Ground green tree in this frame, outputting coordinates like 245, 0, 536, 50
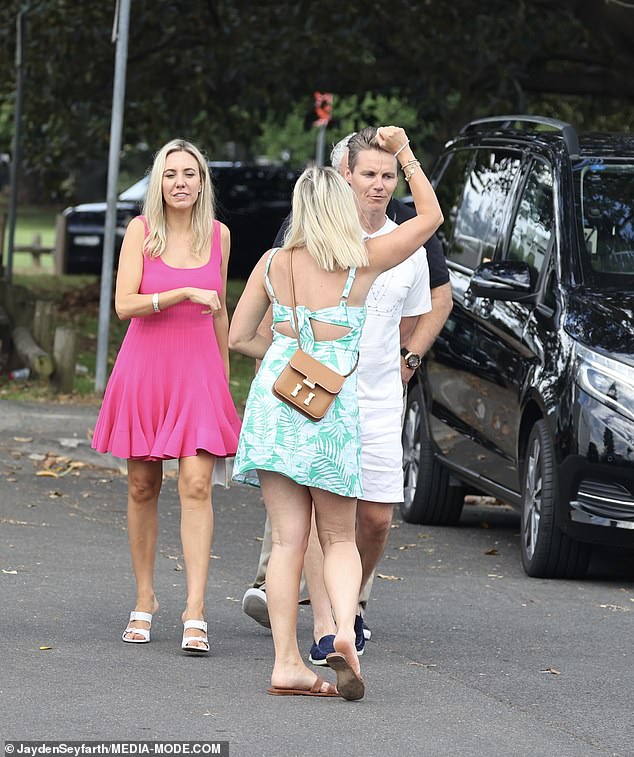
1, 0, 634, 201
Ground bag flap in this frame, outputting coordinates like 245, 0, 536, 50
288, 349, 346, 393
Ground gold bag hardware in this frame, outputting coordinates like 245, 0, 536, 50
273, 348, 347, 421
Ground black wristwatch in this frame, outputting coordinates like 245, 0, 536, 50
401, 347, 422, 370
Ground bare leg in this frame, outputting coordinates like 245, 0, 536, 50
124, 459, 162, 639
356, 499, 394, 613
179, 451, 215, 647
303, 510, 336, 641
259, 470, 335, 693
312, 486, 361, 677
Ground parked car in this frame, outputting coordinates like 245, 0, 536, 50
402, 115, 634, 578
61, 162, 300, 279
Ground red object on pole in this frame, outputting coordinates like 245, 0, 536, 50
313, 92, 333, 127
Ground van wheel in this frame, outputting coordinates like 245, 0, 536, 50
401, 381, 465, 525
520, 420, 591, 578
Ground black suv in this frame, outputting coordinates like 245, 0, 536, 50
61, 162, 299, 279
402, 115, 634, 578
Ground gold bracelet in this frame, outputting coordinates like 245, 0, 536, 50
401, 158, 420, 170
403, 161, 421, 182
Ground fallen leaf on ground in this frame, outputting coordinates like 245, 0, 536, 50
377, 573, 403, 581
599, 603, 629, 612
39, 645, 52, 651
409, 661, 436, 668
541, 667, 561, 675
36, 470, 58, 478
485, 548, 498, 555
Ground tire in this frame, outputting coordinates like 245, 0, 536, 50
401, 381, 465, 525
520, 420, 591, 578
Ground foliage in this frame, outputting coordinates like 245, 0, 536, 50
255, 93, 420, 167
1, 0, 634, 202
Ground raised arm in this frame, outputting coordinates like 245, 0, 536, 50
365, 126, 443, 274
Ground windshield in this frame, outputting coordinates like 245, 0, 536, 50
574, 161, 634, 286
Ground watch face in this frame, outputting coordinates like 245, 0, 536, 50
406, 354, 421, 369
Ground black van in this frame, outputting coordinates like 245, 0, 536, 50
402, 116, 634, 578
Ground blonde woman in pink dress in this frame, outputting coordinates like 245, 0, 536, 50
92, 139, 241, 654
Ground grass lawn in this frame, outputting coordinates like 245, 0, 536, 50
0, 204, 60, 274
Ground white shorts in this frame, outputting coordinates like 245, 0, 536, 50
359, 404, 404, 503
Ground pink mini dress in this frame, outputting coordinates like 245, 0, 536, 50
92, 217, 241, 471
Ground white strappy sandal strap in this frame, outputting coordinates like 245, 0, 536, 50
129, 611, 153, 624
181, 619, 209, 653
121, 611, 153, 643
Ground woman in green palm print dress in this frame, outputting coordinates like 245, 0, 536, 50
229, 126, 443, 700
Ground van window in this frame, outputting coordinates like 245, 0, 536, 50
447, 149, 521, 270
507, 160, 554, 282
433, 149, 472, 253
576, 162, 634, 278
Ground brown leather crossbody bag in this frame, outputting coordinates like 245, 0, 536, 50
272, 251, 358, 421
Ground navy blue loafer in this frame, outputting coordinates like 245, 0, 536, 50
354, 615, 366, 656
308, 634, 336, 666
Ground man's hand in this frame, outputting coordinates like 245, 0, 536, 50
401, 362, 416, 385
376, 126, 409, 156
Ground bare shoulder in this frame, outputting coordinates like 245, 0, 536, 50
218, 220, 231, 240
121, 215, 146, 252
126, 215, 146, 236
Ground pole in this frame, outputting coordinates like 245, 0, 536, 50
95, 0, 131, 393
4, 8, 27, 283
315, 124, 326, 167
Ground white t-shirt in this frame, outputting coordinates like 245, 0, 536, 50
357, 217, 431, 408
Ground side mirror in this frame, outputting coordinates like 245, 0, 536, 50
469, 261, 537, 303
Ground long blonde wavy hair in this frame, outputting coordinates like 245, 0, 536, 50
142, 139, 215, 258
283, 167, 368, 271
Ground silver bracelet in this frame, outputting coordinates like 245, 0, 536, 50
394, 139, 410, 158
152, 292, 160, 313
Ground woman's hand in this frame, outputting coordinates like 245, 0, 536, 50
187, 287, 221, 314
376, 126, 409, 157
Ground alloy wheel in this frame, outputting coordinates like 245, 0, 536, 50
523, 435, 543, 561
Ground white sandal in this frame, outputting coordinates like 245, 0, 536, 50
121, 611, 153, 643
181, 619, 209, 655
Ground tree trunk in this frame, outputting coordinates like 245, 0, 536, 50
12, 325, 54, 378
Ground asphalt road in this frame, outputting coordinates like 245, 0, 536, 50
1, 399, 634, 757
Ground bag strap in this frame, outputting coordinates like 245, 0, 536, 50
286, 250, 359, 378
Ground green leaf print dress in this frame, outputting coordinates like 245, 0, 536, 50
232, 248, 367, 498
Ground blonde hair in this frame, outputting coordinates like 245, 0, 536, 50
283, 167, 368, 271
142, 139, 214, 258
